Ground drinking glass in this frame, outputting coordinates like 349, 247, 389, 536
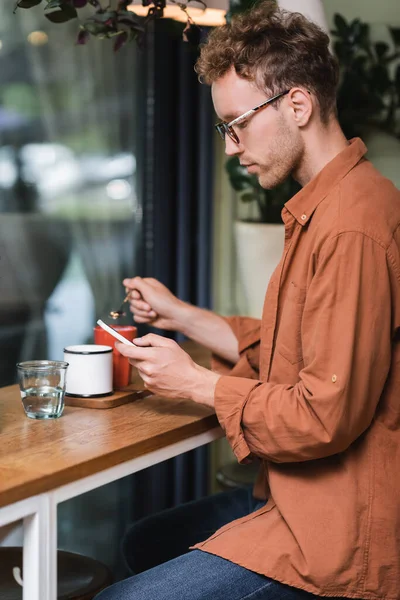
16, 360, 69, 419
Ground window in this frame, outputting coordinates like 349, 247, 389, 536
0, 7, 141, 385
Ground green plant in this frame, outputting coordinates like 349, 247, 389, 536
225, 12, 400, 223
225, 0, 260, 24
332, 14, 400, 139
14, 0, 202, 50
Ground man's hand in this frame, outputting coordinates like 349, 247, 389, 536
115, 334, 220, 407
122, 276, 240, 364
123, 277, 189, 332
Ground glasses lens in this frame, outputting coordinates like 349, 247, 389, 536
226, 126, 239, 144
215, 124, 226, 141
215, 123, 240, 144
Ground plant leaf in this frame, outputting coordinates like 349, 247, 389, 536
370, 64, 391, 94
114, 30, 128, 51
82, 20, 108, 34
92, 10, 117, 23
15, 0, 42, 8
395, 64, 400, 102
333, 13, 348, 37
351, 19, 362, 39
333, 40, 354, 66
182, 22, 201, 46
116, 21, 140, 42
389, 27, 400, 48
375, 41, 389, 60
230, 175, 255, 192
76, 28, 90, 44
45, 5, 77, 22
358, 23, 370, 50
240, 192, 257, 203
117, 17, 145, 35
117, 10, 143, 26
45, 0, 64, 8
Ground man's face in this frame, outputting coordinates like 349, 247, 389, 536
212, 68, 304, 190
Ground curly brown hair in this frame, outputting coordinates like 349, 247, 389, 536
195, 1, 339, 122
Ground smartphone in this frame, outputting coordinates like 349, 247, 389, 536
96, 319, 137, 346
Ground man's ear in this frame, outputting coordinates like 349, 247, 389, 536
286, 87, 313, 127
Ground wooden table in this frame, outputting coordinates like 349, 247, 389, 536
0, 342, 222, 600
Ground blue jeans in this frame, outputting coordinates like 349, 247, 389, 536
94, 487, 333, 600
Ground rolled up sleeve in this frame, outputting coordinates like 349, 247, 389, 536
211, 316, 261, 378
215, 232, 393, 464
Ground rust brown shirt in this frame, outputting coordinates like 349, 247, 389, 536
194, 139, 400, 599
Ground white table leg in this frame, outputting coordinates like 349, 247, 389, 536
23, 493, 57, 600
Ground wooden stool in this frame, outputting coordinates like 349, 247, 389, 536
216, 461, 260, 490
0, 547, 113, 600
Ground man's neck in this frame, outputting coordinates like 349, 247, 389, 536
294, 119, 349, 187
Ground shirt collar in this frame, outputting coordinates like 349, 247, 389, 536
284, 138, 368, 227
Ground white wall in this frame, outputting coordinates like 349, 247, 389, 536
321, 0, 400, 26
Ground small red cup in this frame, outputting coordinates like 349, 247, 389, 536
93, 324, 137, 390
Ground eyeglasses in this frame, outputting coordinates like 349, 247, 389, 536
215, 90, 290, 144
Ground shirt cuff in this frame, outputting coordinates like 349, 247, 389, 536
214, 373, 262, 463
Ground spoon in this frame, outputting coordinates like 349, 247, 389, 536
109, 291, 131, 320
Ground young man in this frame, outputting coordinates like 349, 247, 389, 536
95, 2, 400, 599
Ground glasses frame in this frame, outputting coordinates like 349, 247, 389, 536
215, 89, 290, 144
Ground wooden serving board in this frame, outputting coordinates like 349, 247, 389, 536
64, 385, 153, 409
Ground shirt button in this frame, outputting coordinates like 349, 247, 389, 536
332, 374, 337, 383
301, 214, 307, 221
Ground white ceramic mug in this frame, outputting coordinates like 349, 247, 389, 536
63, 345, 113, 397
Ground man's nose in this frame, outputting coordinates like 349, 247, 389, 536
224, 135, 242, 156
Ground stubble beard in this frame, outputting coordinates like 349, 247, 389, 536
258, 119, 302, 190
